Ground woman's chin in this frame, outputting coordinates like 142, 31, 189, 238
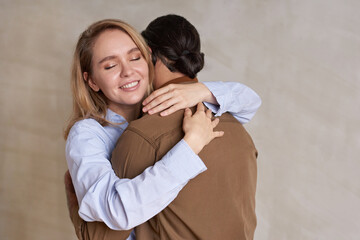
124, 95, 145, 106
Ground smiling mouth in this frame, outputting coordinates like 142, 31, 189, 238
120, 81, 139, 89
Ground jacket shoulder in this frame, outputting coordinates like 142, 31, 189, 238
126, 110, 184, 140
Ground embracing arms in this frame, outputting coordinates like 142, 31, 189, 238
142, 81, 261, 123
65, 81, 261, 239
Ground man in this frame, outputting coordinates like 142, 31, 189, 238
65, 14, 259, 240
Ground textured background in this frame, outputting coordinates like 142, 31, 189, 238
0, 0, 359, 239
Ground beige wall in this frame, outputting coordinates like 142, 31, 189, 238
0, 0, 359, 239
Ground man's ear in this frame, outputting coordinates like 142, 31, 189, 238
83, 72, 100, 92
147, 47, 157, 65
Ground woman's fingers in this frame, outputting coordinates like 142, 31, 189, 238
182, 103, 224, 154
142, 85, 171, 106
143, 83, 211, 116
160, 104, 182, 116
147, 97, 179, 115
211, 117, 224, 138
194, 102, 205, 114
143, 92, 173, 113
212, 131, 225, 138
211, 117, 220, 128
206, 109, 212, 119
184, 108, 192, 118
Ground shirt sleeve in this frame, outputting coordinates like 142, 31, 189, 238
202, 81, 262, 124
66, 123, 206, 231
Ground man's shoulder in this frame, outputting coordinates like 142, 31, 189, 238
217, 112, 240, 123
125, 110, 185, 141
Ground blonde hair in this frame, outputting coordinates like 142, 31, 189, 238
64, 19, 154, 139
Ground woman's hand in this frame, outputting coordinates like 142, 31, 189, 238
182, 103, 224, 154
142, 83, 217, 116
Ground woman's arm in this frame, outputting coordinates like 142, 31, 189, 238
66, 125, 204, 231
142, 81, 261, 124
66, 105, 222, 231
202, 81, 261, 124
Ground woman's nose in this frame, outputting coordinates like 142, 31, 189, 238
120, 62, 134, 78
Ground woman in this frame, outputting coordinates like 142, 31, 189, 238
65, 18, 260, 237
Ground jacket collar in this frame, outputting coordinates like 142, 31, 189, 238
158, 76, 198, 88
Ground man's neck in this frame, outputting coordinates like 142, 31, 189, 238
153, 59, 188, 90
154, 71, 185, 90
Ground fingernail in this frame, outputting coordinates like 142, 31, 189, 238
142, 107, 147, 112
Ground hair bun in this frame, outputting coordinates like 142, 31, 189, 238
174, 51, 204, 79
181, 50, 190, 56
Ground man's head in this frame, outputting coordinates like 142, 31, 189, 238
142, 14, 204, 84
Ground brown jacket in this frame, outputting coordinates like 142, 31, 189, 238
70, 76, 258, 240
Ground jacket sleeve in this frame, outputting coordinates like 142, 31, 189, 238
110, 130, 206, 231
67, 122, 206, 231
73, 129, 205, 240
68, 199, 86, 240
202, 81, 262, 124
68, 201, 133, 240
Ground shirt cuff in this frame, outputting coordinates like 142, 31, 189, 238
202, 81, 227, 117
161, 139, 207, 182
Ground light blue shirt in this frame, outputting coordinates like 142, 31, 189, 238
203, 81, 261, 124
65, 81, 261, 235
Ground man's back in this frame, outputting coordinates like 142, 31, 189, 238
112, 105, 258, 239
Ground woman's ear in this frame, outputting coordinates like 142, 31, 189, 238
83, 72, 100, 92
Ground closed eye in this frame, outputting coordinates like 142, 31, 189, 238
131, 57, 141, 61
105, 65, 116, 70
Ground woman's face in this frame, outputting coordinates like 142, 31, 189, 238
87, 29, 149, 113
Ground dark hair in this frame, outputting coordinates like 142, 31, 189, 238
141, 14, 204, 79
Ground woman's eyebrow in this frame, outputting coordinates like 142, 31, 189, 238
98, 48, 140, 64
98, 55, 116, 64
127, 47, 140, 54
98, 55, 117, 64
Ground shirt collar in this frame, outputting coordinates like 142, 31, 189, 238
158, 76, 198, 88
106, 108, 127, 123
